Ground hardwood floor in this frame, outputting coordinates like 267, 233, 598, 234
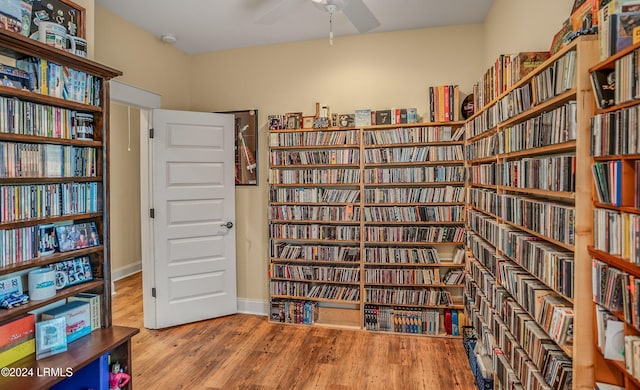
112, 272, 477, 390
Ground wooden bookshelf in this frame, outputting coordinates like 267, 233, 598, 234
589, 38, 640, 390
464, 36, 598, 389
268, 122, 466, 336
0, 28, 137, 389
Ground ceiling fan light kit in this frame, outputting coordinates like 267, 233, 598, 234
160, 34, 177, 44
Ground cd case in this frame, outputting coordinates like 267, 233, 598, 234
36, 317, 67, 360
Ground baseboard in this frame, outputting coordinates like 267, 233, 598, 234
237, 298, 268, 316
112, 262, 142, 282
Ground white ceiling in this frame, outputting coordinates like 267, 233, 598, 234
95, 0, 495, 55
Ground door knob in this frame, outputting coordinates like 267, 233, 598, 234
221, 221, 234, 229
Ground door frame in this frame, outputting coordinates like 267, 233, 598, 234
110, 80, 161, 328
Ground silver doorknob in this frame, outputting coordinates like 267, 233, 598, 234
221, 221, 234, 229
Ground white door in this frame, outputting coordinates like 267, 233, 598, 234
145, 109, 237, 329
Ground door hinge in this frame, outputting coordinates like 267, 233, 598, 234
149, 128, 154, 138
151, 288, 156, 298
150, 208, 155, 218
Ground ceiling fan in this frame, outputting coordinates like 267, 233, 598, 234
257, 0, 380, 44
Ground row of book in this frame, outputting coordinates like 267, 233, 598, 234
270, 281, 360, 301
467, 259, 573, 389
467, 211, 501, 248
362, 205, 464, 223
364, 306, 463, 336
363, 145, 463, 163
0, 225, 37, 266
0, 96, 95, 140
463, 104, 499, 140
269, 168, 360, 185
499, 102, 577, 154
469, 163, 497, 186
592, 259, 640, 330
591, 160, 625, 206
270, 243, 360, 262
365, 287, 457, 306
531, 50, 576, 104
502, 195, 575, 246
0, 142, 97, 178
269, 224, 359, 241
500, 226, 575, 300
270, 264, 360, 284
270, 188, 359, 203
363, 246, 465, 265
15, 57, 102, 106
591, 103, 640, 156
598, 1, 640, 61
363, 226, 465, 243
499, 154, 576, 193
593, 208, 640, 264
363, 186, 465, 204
269, 300, 319, 324
497, 84, 533, 122
428, 85, 461, 123
362, 126, 464, 144
595, 306, 640, 385
268, 205, 360, 222
354, 108, 419, 127
363, 166, 465, 184
269, 149, 359, 166
466, 133, 498, 161
269, 130, 359, 147
472, 51, 551, 111
363, 267, 464, 285
468, 188, 502, 217
0, 182, 102, 223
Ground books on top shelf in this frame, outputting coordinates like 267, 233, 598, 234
428, 85, 460, 123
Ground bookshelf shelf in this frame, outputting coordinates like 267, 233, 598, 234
0, 29, 134, 389
269, 144, 360, 150
364, 302, 464, 310
269, 122, 465, 334
464, 36, 597, 390
593, 154, 640, 161
593, 202, 640, 215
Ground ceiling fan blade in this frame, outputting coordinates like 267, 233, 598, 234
256, 0, 302, 24
342, 0, 380, 33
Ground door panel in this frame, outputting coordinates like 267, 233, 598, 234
149, 109, 236, 329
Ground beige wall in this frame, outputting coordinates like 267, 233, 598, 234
189, 25, 485, 301
94, 5, 191, 110
483, 0, 574, 70
96, 2, 576, 302
109, 104, 142, 272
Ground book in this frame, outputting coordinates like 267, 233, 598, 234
406, 108, 418, 123
354, 109, 372, 127
591, 68, 616, 109
35, 317, 66, 360
611, 11, 640, 54
0, 314, 34, 351
41, 300, 91, 344
604, 317, 625, 361
517, 52, 551, 79
375, 110, 392, 125
68, 293, 101, 331
0, 337, 35, 365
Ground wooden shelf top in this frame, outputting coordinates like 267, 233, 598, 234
0, 212, 103, 230
268, 219, 361, 225
269, 144, 360, 150
0, 280, 104, 323
0, 326, 139, 390
0, 176, 103, 185
364, 262, 465, 268
589, 246, 640, 277
0, 29, 122, 79
270, 258, 360, 265
0, 133, 103, 146
364, 160, 464, 167
363, 181, 465, 187
270, 163, 358, 169
268, 121, 464, 134
270, 295, 360, 304
0, 85, 103, 113
498, 186, 575, 200
0, 246, 104, 274
499, 140, 577, 160
363, 140, 464, 148
593, 202, 640, 215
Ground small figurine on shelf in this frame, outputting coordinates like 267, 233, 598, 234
109, 361, 131, 390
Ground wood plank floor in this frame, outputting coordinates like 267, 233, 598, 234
112, 272, 477, 389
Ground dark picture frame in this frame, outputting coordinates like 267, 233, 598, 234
29, 0, 86, 38
217, 109, 258, 185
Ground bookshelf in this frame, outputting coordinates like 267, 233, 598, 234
268, 122, 467, 336
589, 39, 640, 390
463, 36, 597, 389
0, 29, 139, 389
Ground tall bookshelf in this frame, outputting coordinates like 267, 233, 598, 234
268, 122, 467, 336
589, 40, 640, 390
0, 30, 138, 389
463, 36, 597, 389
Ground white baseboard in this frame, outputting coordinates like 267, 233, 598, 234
112, 262, 142, 282
237, 298, 268, 316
